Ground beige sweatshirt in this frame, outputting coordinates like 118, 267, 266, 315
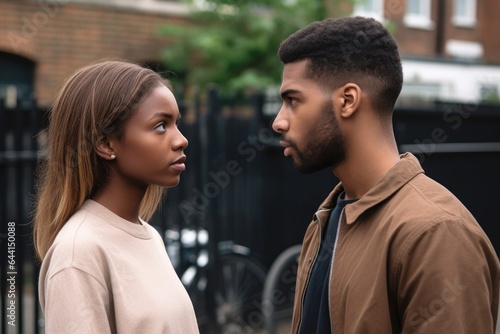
39, 200, 199, 334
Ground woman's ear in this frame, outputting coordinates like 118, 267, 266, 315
337, 83, 361, 119
95, 135, 116, 161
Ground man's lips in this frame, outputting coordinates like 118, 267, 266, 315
279, 140, 292, 157
171, 155, 186, 171
279, 140, 289, 148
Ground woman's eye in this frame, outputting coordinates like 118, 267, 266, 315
154, 123, 166, 132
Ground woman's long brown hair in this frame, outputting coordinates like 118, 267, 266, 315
34, 60, 170, 260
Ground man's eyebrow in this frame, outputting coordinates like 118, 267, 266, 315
280, 89, 301, 100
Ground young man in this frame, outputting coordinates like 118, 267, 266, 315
272, 16, 500, 333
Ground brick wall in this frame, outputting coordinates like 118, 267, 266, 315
479, 0, 500, 64
386, 0, 438, 57
1, 0, 499, 106
0, 0, 189, 105
388, 0, 500, 63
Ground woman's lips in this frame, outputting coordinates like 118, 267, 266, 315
171, 156, 186, 171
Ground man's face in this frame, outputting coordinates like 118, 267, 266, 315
272, 59, 346, 174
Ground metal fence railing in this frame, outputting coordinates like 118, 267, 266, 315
0, 98, 44, 334
1, 94, 499, 333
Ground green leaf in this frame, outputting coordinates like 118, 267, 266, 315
157, 0, 342, 93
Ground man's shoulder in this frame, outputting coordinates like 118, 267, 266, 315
390, 172, 474, 223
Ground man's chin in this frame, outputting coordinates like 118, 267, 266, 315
293, 157, 342, 175
293, 160, 324, 175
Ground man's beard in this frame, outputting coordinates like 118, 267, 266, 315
289, 100, 346, 174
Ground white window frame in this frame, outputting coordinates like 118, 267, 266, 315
404, 0, 434, 30
479, 83, 499, 101
400, 81, 442, 101
452, 0, 477, 28
353, 0, 384, 22
445, 39, 483, 59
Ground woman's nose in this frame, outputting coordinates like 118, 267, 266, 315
173, 128, 188, 150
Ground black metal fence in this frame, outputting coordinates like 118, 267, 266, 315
1, 92, 499, 333
0, 99, 43, 334
392, 102, 500, 251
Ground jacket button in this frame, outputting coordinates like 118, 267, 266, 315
308, 257, 312, 263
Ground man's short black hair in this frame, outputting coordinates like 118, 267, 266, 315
278, 16, 403, 114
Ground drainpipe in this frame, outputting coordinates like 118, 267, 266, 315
435, 0, 446, 57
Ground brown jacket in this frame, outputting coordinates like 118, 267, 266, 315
292, 153, 500, 333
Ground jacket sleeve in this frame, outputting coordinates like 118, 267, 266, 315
43, 267, 113, 334
395, 219, 500, 334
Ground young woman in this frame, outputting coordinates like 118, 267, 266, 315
34, 60, 199, 333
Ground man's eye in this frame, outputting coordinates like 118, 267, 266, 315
290, 98, 298, 105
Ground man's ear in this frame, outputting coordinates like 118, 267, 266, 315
336, 83, 361, 119
95, 135, 116, 161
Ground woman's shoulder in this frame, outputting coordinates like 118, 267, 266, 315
54, 204, 111, 247
45, 208, 108, 264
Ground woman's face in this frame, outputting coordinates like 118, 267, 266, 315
109, 85, 188, 189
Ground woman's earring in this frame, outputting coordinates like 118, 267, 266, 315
110, 154, 116, 160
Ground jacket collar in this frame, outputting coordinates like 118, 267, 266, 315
316, 153, 424, 225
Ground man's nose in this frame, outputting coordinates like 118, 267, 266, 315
272, 108, 288, 134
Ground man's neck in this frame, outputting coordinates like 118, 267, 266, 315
333, 142, 400, 200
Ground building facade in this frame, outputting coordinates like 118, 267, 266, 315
353, 0, 500, 103
0, 0, 499, 106
0, 0, 189, 106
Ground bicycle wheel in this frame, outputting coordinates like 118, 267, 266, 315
262, 244, 302, 334
186, 252, 267, 334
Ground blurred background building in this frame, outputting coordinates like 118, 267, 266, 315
353, 0, 500, 104
1, 1, 499, 333
0, 0, 190, 106
0, 0, 499, 106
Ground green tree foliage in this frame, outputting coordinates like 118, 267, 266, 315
157, 0, 327, 92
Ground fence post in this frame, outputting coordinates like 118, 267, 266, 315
0, 98, 45, 333
197, 86, 221, 333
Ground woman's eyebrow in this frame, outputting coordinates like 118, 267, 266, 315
149, 112, 182, 125
149, 112, 174, 120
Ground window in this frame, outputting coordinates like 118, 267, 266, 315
353, 0, 384, 21
400, 81, 442, 100
404, 0, 434, 30
445, 39, 483, 59
0, 51, 35, 106
453, 0, 476, 27
480, 83, 499, 103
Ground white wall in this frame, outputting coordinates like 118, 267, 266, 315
401, 59, 500, 103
